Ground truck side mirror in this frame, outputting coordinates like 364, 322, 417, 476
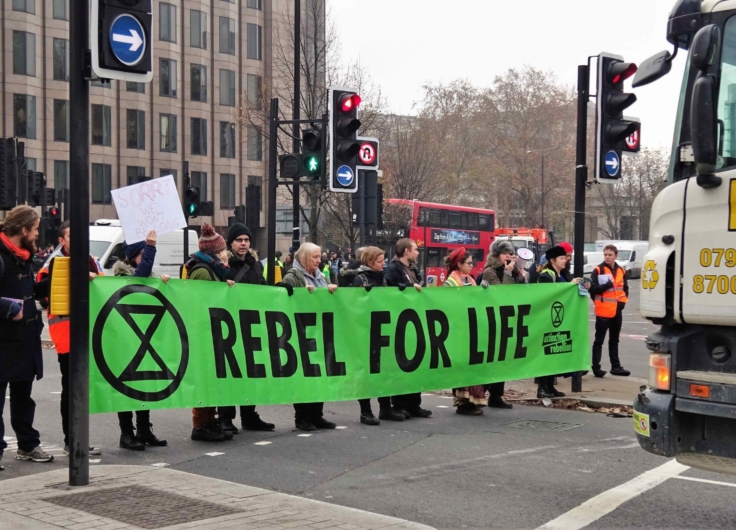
633, 50, 673, 88
690, 25, 722, 189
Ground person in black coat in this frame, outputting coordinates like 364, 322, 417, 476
338, 246, 364, 287
216, 223, 275, 435
350, 247, 407, 425
383, 238, 432, 419
0, 206, 54, 467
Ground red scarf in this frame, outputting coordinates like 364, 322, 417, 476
0, 232, 31, 261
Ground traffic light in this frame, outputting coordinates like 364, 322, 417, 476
329, 88, 362, 193
48, 206, 62, 231
596, 53, 639, 182
279, 154, 302, 180
91, 0, 153, 83
184, 186, 201, 217
28, 171, 46, 207
0, 138, 17, 210
234, 205, 246, 223
302, 128, 324, 181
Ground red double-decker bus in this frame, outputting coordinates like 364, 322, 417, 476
384, 199, 495, 286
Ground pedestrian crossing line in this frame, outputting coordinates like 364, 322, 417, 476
205, 452, 224, 456
253, 441, 272, 446
151, 463, 169, 467
297, 434, 313, 437
435, 405, 449, 408
674, 475, 736, 488
335, 426, 348, 430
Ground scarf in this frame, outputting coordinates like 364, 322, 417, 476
293, 259, 328, 288
187, 251, 230, 281
449, 270, 476, 286
0, 232, 31, 261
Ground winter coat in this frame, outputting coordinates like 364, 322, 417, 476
338, 259, 361, 287
281, 260, 328, 289
0, 238, 44, 382
384, 258, 422, 288
113, 245, 156, 278
351, 266, 387, 288
537, 267, 561, 283
482, 256, 519, 286
227, 249, 265, 285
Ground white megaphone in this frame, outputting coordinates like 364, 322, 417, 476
516, 247, 535, 270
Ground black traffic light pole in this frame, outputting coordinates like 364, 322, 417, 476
183, 161, 189, 262
69, 0, 90, 486
267, 98, 280, 286
292, 0, 301, 254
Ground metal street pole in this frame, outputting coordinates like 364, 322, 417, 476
291, 0, 301, 253
357, 170, 366, 247
540, 155, 545, 228
68, 0, 90, 486
183, 161, 189, 262
267, 98, 279, 285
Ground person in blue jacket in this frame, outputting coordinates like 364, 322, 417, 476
113, 230, 170, 451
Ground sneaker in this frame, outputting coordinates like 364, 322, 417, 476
378, 408, 406, 421
593, 368, 607, 378
16, 446, 54, 463
191, 422, 225, 442
218, 419, 239, 435
610, 365, 631, 377
63, 446, 102, 456
487, 396, 513, 409
295, 419, 317, 431
312, 417, 337, 429
360, 412, 380, 426
407, 406, 433, 418
242, 413, 275, 432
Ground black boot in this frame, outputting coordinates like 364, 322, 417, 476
360, 410, 380, 425
549, 386, 566, 398
242, 413, 275, 432
537, 385, 556, 399
487, 395, 513, 409
378, 408, 406, 421
136, 423, 168, 446
219, 419, 239, 435
120, 430, 145, 451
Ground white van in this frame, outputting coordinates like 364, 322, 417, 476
594, 240, 649, 278
583, 252, 605, 277
44, 220, 198, 277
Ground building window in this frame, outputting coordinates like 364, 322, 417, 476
247, 24, 262, 60
126, 82, 145, 93
190, 10, 207, 49
191, 118, 207, 156
12, 0, 35, 14
54, 160, 69, 189
160, 168, 177, 182
159, 3, 176, 43
247, 74, 262, 110
219, 69, 235, 107
13, 95, 36, 139
247, 125, 262, 161
190, 64, 207, 102
54, 99, 70, 142
52, 0, 67, 20
127, 109, 145, 149
13, 31, 36, 76
52, 38, 69, 81
127, 166, 147, 185
220, 122, 235, 158
91, 78, 111, 88
92, 163, 112, 204
25, 158, 36, 172
160, 59, 177, 97
191, 171, 208, 200
220, 174, 236, 209
247, 0, 262, 10
91, 104, 112, 146
160, 114, 177, 152
219, 17, 236, 55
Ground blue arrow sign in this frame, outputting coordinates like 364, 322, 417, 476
109, 14, 146, 67
604, 151, 620, 177
336, 165, 355, 187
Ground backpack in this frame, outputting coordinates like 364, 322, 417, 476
184, 263, 216, 281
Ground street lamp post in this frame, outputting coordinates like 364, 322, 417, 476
527, 148, 555, 228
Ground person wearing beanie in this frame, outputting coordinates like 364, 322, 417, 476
215, 223, 275, 435
185, 224, 236, 442
559, 242, 574, 282
113, 230, 170, 451
535, 246, 582, 399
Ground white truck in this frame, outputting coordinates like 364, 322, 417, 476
633, 0, 736, 474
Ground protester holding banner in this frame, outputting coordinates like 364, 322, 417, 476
113, 230, 170, 450
443, 247, 487, 415
0, 206, 54, 467
383, 239, 430, 419
216, 223, 275, 435
281, 242, 338, 431
350, 246, 406, 425
37, 221, 103, 456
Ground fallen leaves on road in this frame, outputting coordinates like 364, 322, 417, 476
520, 398, 633, 417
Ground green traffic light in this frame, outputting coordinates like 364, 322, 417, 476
188, 204, 196, 214
305, 156, 319, 174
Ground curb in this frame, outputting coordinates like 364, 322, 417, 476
508, 396, 634, 408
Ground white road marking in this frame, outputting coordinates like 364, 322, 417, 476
297, 434, 313, 437
205, 452, 225, 456
536, 460, 688, 530
50, 392, 61, 394
336, 426, 348, 430
674, 476, 736, 488
151, 463, 169, 467
90, 459, 101, 464
253, 441, 272, 446
436, 405, 449, 408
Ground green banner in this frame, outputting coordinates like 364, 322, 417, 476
89, 278, 590, 414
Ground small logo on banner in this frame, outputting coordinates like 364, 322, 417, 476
92, 285, 189, 401
551, 301, 564, 328
542, 331, 573, 356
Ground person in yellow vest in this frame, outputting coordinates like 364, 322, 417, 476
261, 250, 284, 283
589, 244, 631, 378
36, 221, 103, 456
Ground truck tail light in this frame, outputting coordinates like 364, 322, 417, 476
689, 384, 710, 398
649, 353, 671, 391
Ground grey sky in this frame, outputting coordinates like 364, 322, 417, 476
331, 0, 687, 150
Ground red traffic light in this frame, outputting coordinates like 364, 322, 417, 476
50, 208, 58, 217
609, 62, 638, 85
339, 94, 362, 113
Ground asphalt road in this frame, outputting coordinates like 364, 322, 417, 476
2, 284, 734, 529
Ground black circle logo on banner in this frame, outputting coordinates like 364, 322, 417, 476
551, 301, 564, 328
92, 284, 189, 402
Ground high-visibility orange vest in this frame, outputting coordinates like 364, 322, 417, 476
37, 259, 103, 355
593, 264, 628, 318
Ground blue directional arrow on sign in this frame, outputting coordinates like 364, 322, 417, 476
604, 150, 620, 177
336, 165, 355, 187
109, 14, 146, 67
